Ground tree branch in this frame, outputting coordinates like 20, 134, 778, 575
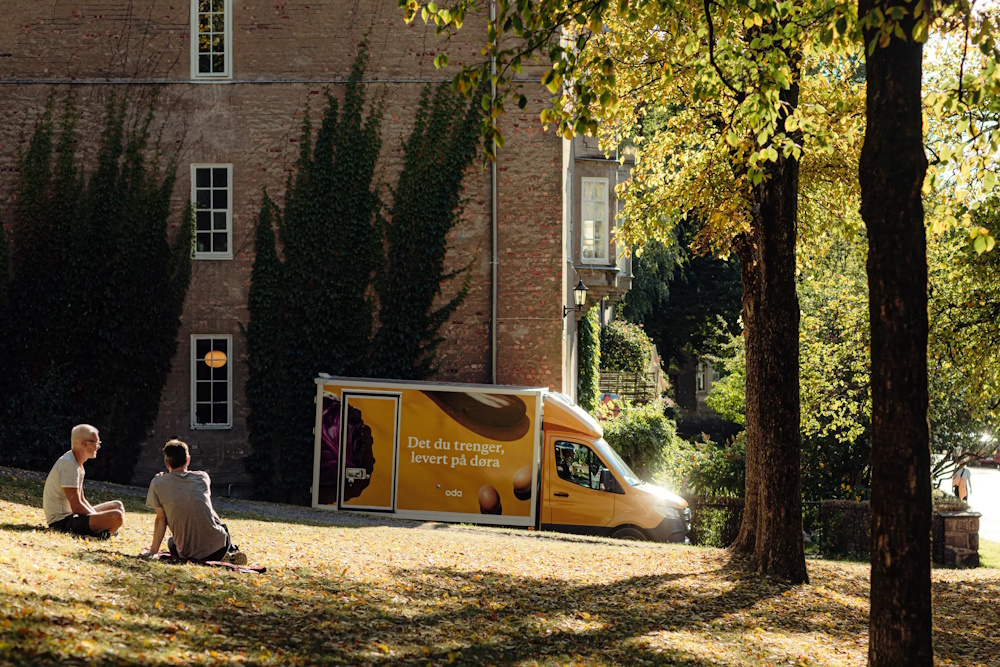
703, 0, 746, 102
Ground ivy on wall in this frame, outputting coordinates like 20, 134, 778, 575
0, 92, 193, 482
243, 193, 284, 498
577, 307, 601, 414
245, 50, 483, 502
245, 47, 383, 504
369, 83, 481, 379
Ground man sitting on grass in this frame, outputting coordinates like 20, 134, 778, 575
143, 439, 247, 565
43, 424, 125, 539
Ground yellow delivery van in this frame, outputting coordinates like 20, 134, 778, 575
311, 376, 690, 543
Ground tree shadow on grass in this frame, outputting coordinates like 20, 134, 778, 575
0, 522, 48, 532
8, 549, 856, 667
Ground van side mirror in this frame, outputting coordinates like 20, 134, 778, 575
601, 469, 624, 494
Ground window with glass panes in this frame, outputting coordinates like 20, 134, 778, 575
192, 0, 231, 78
553, 441, 613, 491
192, 164, 231, 258
191, 336, 232, 428
581, 177, 609, 263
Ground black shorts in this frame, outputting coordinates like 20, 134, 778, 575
49, 514, 101, 537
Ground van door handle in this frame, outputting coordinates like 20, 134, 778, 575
554, 492, 569, 497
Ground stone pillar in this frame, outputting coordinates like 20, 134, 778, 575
933, 511, 981, 568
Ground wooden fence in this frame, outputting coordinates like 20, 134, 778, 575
599, 370, 664, 404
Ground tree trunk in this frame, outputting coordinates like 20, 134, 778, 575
859, 1, 933, 665
751, 125, 808, 583
753, 157, 808, 583
730, 77, 808, 583
731, 233, 760, 557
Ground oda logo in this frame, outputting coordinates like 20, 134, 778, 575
445, 489, 463, 497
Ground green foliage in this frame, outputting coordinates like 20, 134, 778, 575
797, 224, 1000, 497
618, 238, 680, 323
403, 0, 857, 182
681, 433, 747, 498
927, 220, 1000, 465
245, 50, 482, 502
704, 335, 746, 427
816, 500, 870, 560
0, 92, 191, 482
797, 230, 871, 501
708, 330, 872, 501
619, 222, 742, 371
600, 401, 683, 484
599, 319, 653, 373
705, 230, 875, 501
403, 0, 865, 256
369, 83, 481, 379
702, 222, 1000, 502
799, 230, 871, 448
802, 432, 870, 502
576, 307, 601, 413
687, 498, 744, 548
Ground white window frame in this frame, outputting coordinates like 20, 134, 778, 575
190, 0, 233, 80
190, 334, 233, 430
191, 163, 233, 260
580, 177, 610, 264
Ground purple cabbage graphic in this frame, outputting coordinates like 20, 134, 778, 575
318, 395, 375, 503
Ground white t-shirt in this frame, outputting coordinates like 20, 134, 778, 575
43, 451, 84, 525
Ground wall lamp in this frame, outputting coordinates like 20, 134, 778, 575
563, 280, 588, 317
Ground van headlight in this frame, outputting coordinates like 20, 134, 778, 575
653, 504, 682, 520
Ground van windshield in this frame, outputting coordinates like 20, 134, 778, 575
596, 439, 643, 487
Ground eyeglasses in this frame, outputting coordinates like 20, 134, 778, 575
83, 438, 102, 446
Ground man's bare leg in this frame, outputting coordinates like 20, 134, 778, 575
89, 500, 124, 534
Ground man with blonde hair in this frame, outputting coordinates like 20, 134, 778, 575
43, 424, 125, 539
143, 439, 247, 564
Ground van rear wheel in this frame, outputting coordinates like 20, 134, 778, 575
611, 527, 647, 541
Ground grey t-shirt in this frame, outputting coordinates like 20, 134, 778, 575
146, 470, 228, 560
43, 451, 83, 525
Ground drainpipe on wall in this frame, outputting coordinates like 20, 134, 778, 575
489, 0, 499, 385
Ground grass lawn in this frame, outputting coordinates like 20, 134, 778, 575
979, 539, 1000, 569
2, 474, 999, 666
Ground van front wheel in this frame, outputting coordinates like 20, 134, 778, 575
611, 526, 647, 541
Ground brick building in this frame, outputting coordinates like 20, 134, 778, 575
0, 1, 631, 489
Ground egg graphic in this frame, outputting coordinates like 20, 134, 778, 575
478, 484, 502, 515
512, 466, 532, 501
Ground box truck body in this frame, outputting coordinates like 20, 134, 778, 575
312, 377, 690, 542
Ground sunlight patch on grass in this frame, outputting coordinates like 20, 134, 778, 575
979, 539, 1000, 569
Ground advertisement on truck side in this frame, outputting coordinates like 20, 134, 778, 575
313, 380, 544, 526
